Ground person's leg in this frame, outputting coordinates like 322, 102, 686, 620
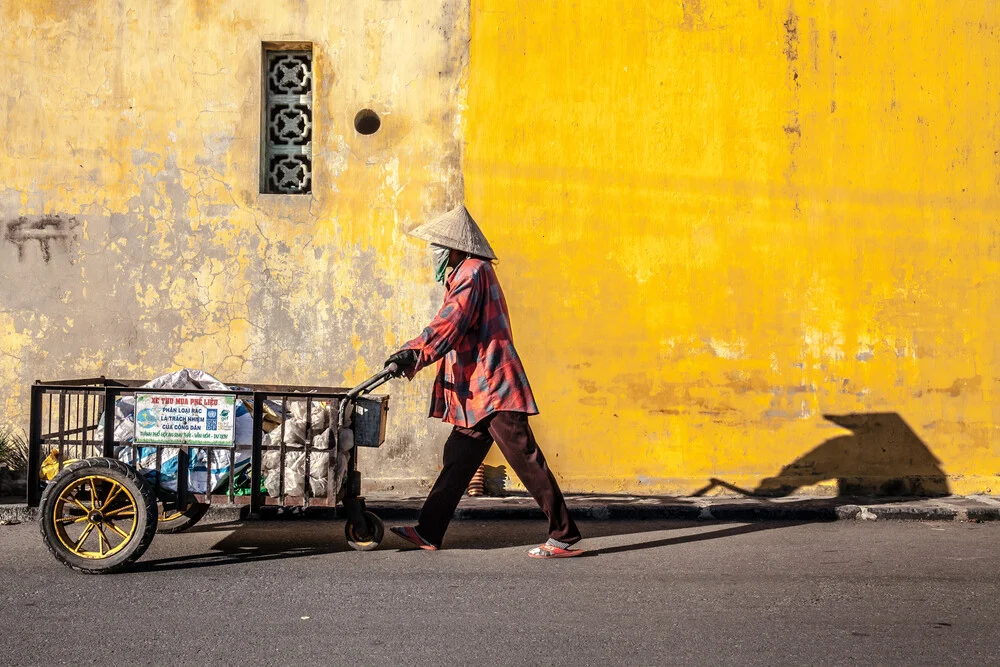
488, 412, 581, 545
414, 421, 494, 547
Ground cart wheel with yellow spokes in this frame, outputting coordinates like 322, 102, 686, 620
39, 458, 158, 574
157, 496, 209, 534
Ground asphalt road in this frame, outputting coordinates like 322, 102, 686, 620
1, 517, 999, 666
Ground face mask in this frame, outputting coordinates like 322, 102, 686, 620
431, 245, 451, 284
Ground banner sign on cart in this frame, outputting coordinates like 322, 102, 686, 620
134, 393, 237, 446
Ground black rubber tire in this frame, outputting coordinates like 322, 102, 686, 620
345, 511, 384, 551
156, 499, 209, 534
39, 457, 158, 574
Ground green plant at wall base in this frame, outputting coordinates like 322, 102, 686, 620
0, 427, 28, 472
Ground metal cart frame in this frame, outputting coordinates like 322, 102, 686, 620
27, 368, 396, 572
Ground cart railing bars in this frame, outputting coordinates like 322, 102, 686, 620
27, 378, 389, 511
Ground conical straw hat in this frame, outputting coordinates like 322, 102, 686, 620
407, 205, 498, 260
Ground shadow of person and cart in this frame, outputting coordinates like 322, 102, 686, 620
134, 515, 790, 570
136, 412, 948, 569
693, 412, 949, 499
132, 519, 351, 572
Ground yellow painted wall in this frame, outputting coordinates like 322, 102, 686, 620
467, 0, 1000, 495
3, 0, 999, 498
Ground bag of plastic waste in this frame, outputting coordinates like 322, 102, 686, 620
95, 369, 252, 494
261, 399, 352, 499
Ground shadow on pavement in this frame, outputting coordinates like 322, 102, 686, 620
134, 518, 799, 571
579, 521, 801, 557
134, 521, 350, 572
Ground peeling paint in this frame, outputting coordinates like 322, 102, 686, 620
0, 0, 470, 489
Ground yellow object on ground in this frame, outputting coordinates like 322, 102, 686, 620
40, 450, 78, 482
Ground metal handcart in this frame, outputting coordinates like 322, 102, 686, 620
26, 366, 398, 574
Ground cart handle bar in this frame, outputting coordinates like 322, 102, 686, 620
346, 363, 398, 400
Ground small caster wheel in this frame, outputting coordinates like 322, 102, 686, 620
345, 511, 384, 551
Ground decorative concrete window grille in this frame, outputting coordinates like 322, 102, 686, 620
262, 47, 313, 194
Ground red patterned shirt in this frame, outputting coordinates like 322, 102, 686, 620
403, 258, 538, 427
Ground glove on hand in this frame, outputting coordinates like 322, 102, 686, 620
384, 349, 418, 377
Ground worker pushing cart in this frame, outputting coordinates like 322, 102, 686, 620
29, 203, 580, 574
384, 204, 583, 559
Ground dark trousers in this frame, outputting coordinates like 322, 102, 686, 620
416, 411, 580, 548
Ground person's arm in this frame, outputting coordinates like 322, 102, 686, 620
387, 266, 483, 376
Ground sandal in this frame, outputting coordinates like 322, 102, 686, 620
390, 525, 439, 551
528, 543, 584, 559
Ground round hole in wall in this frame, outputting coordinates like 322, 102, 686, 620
354, 109, 381, 135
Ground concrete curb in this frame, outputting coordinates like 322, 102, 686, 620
5, 496, 1000, 525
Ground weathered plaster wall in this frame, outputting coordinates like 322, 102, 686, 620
4, 1, 999, 498
467, 1, 1000, 495
0, 0, 469, 490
